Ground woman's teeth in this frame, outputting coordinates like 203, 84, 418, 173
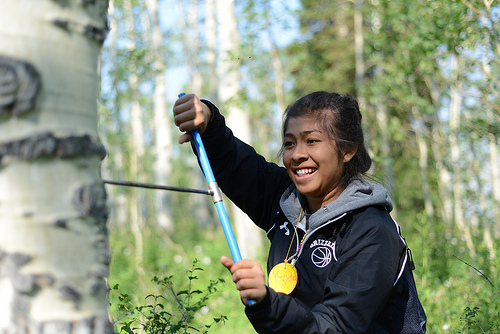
296, 168, 315, 175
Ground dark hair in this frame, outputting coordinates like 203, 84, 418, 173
281, 91, 372, 189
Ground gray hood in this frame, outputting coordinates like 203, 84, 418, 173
279, 176, 393, 231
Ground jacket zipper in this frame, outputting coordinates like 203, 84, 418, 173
295, 212, 348, 260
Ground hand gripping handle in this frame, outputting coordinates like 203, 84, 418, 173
178, 93, 256, 306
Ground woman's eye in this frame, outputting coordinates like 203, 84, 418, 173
307, 139, 319, 144
283, 141, 294, 148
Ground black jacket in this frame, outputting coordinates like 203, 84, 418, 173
199, 100, 426, 333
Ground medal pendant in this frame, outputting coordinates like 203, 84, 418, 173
268, 262, 298, 295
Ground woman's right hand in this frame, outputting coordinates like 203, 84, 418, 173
172, 93, 212, 144
220, 256, 267, 306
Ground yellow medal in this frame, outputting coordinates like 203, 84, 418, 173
268, 208, 304, 295
269, 262, 298, 294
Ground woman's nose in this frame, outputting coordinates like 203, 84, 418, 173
291, 142, 308, 161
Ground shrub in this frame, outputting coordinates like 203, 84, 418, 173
111, 259, 227, 334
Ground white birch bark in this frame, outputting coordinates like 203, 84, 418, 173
488, 131, 500, 240
425, 74, 454, 227
374, 93, 395, 205
434, 145, 454, 227
370, 4, 399, 209
205, 0, 218, 103
482, 49, 500, 240
188, 0, 203, 93
0, 0, 112, 332
449, 55, 475, 257
102, 0, 129, 228
416, 126, 434, 218
147, 0, 174, 232
263, 1, 285, 114
124, 0, 146, 279
466, 137, 496, 259
216, 0, 263, 259
409, 75, 434, 218
176, 0, 214, 227
465, 49, 499, 252
354, 0, 365, 103
481, 0, 500, 59
268, 34, 285, 113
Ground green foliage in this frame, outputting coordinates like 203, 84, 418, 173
111, 260, 228, 334
101, 1, 500, 333
458, 307, 492, 334
286, 0, 357, 96
107, 219, 262, 334
451, 305, 500, 334
404, 213, 500, 333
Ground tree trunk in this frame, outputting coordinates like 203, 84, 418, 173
147, 0, 175, 233
373, 86, 395, 201
124, 0, 146, 280
482, 48, 500, 240
408, 75, 434, 218
188, 0, 203, 93
415, 124, 434, 218
177, 0, 214, 227
488, 131, 500, 240
354, 0, 365, 102
268, 33, 285, 113
263, 0, 285, 114
0, 0, 112, 332
101, 0, 129, 229
449, 55, 475, 257
425, 74, 454, 227
215, 0, 263, 259
466, 137, 496, 259
479, 0, 500, 59
205, 0, 218, 103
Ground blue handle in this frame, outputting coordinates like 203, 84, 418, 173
178, 93, 255, 305
191, 128, 242, 262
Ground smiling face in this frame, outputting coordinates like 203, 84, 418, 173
283, 116, 355, 213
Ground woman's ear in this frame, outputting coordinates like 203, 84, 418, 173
343, 145, 358, 163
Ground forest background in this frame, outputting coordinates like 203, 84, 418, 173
99, 0, 500, 333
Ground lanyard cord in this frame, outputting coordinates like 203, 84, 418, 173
284, 208, 304, 264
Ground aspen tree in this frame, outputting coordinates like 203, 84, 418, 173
146, 0, 174, 233
123, 0, 146, 280
215, 0, 263, 258
0, 0, 112, 332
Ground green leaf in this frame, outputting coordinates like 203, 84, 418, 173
120, 326, 134, 334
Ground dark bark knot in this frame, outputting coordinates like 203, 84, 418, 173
52, 10, 109, 44
53, 0, 98, 7
0, 55, 41, 117
73, 182, 109, 225
0, 252, 54, 294
58, 285, 81, 301
0, 132, 107, 165
84, 24, 109, 42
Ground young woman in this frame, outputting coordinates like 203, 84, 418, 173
173, 91, 426, 333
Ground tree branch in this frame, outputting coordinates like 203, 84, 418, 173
453, 255, 500, 296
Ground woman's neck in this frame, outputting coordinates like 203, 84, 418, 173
305, 189, 344, 213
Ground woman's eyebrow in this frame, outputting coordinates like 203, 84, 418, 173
284, 129, 322, 137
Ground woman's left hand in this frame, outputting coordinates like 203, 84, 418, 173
220, 256, 267, 306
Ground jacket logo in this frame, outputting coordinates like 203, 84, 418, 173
280, 221, 290, 236
310, 239, 336, 268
